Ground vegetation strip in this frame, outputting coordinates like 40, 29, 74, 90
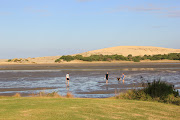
55, 53, 180, 62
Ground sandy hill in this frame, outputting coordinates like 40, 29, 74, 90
79, 46, 180, 57
0, 46, 180, 64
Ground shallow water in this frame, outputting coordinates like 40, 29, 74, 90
0, 67, 180, 98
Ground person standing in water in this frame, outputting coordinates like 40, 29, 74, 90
66, 73, 70, 86
121, 73, 125, 84
105, 72, 109, 84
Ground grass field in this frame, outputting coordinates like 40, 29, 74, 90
0, 97, 180, 120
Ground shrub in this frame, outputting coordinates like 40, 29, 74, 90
47, 91, 61, 98
116, 80, 180, 105
132, 56, 141, 62
60, 55, 75, 62
55, 58, 61, 62
144, 80, 179, 99
66, 92, 74, 98
128, 54, 133, 61
116, 90, 152, 101
39, 91, 47, 97
54, 53, 180, 63
13, 93, 21, 97
32, 91, 61, 98
8, 59, 12, 62
74, 55, 83, 60
164, 94, 180, 105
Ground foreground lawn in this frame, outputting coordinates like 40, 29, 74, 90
0, 97, 179, 120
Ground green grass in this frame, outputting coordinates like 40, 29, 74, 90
0, 97, 179, 120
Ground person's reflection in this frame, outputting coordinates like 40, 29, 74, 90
66, 85, 70, 92
106, 83, 108, 90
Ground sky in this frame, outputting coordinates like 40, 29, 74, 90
0, 0, 180, 59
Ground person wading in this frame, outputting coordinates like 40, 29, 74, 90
105, 72, 109, 84
121, 73, 125, 84
66, 73, 70, 86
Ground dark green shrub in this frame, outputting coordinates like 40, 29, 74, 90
141, 55, 148, 60
132, 56, 141, 62
168, 53, 180, 60
116, 80, 179, 105
74, 55, 83, 60
116, 90, 152, 101
144, 80, 179, 99
127, 54, 133, 61
81, 57, 92, 61
55, 58, 61, 62
8, 59, 12, 62
60, 55, 75, 62
54, 53, 180, 63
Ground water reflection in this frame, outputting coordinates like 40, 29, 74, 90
0, 67, 180, 98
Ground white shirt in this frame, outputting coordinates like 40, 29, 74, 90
66, 74, 69, 78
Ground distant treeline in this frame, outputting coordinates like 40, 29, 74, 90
55, 53, 180, 62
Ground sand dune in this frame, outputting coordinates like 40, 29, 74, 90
79, 46, 180, 57
26, 56, 61, 63
0, 46, 179, 64
0, 56, 61, 64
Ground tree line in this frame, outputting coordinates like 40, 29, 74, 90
55, 53, 180, 62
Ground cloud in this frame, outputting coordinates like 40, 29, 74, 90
166, 10, 180, 18
105, 4, 180, 18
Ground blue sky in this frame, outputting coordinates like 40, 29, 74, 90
0, 0, 180, 59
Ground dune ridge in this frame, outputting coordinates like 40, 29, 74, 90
79, 46, 180, 57
0, 46, 180, 64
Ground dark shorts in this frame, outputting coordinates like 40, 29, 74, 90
106, 78, 108, 80
67, 78, 69, 80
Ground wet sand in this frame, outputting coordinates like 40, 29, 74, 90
0, 62, 180, 70
0, 62, 180, 98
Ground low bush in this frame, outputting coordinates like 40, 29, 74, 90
116, 80, 180, 105
66, 92, 74, 98
8, 59, 12, 62
55, 53, 180, 62
30, 91, 62, 98
8, 58, 29, 63
116, 90, 152, 101
164, 94, 180, 105
13, 93, 21, 97
144, 80, 179, 99
30, 91, 74, 98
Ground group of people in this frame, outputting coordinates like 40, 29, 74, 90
105, 72, 126, 84
65, 72, 126, 86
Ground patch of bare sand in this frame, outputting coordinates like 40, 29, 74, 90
0, 56, 61, 64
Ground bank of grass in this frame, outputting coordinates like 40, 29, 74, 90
0, 97, 180, 120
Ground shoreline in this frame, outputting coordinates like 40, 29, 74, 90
0, 62, 180, 70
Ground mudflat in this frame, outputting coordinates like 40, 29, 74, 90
0, 62, 180, 70
0, 62, 180, 98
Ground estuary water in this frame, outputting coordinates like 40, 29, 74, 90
0, 64, 180, 98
